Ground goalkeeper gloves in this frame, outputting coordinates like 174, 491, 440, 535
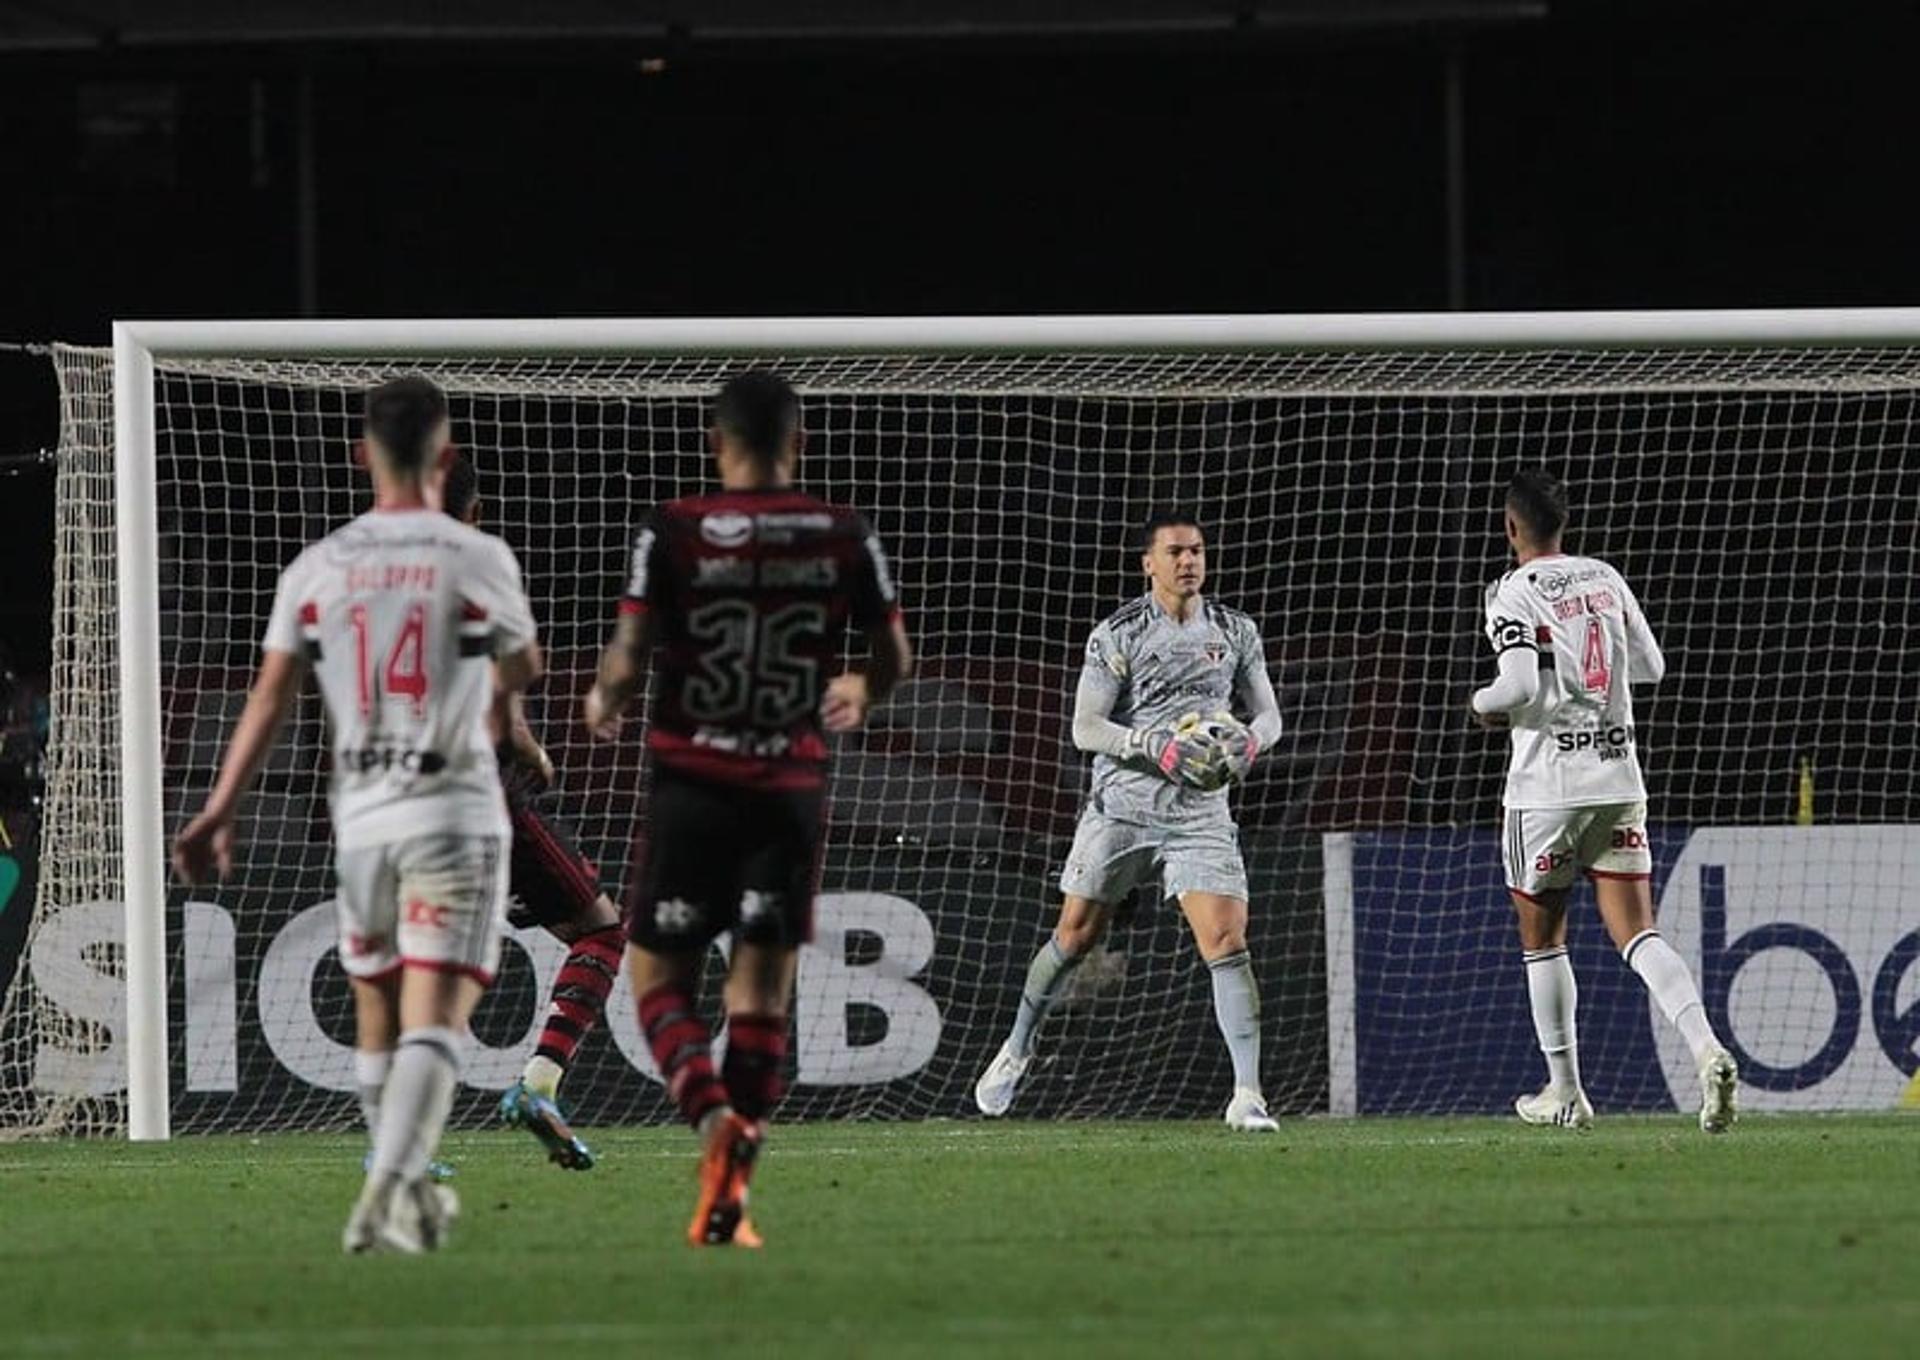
1214, 729, 1258, 785
1132, 724, 1220, 790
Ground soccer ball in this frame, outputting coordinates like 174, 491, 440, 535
1174, 711, 1252, 792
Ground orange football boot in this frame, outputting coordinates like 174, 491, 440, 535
688, 1110, 765, 1248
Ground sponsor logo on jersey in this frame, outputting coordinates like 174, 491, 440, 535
1529, 564, 1606, 602
1552, 726, 1636, 754
339, 746, 448, 775
405, 898, 452, 929
627, 526, 658, 596
700, 512, 755, 548
654, 897, 702, 934
692, 725, 795, 758
754, 512, 834, 544
739, 890, 781, 925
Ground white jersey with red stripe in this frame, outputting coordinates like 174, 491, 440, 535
1482, 552, 1662, 810
263, 509, 538, 850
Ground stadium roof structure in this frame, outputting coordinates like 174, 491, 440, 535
0, 0, 1541, 52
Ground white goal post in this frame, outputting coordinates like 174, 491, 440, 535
63, 308, 1920, 1140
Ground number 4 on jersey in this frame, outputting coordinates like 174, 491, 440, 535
1581, 617, 1612, 694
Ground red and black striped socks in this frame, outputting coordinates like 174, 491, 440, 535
723, 1012, 790, 1121
530, 925, 623, 1083
638, 983, 728, 1130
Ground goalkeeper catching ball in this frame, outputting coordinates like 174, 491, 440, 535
974, 513, 1285, 1130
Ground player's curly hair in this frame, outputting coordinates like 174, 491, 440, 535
1506, 467, 1569, 542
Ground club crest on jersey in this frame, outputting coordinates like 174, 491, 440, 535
1204, 640, 1229, 666
700, 512, 755, 549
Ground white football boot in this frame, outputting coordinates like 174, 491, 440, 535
342, 1175, 398, 1255
1698, 1048, 1739, 1134
1514, 1084, 1594, 1130
375, 1180, 460, 1255
1224, 1087, 1280, 1133
973, 1041, 1031, 1117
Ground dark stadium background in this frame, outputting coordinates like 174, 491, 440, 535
5, 0, 1919, 679
5, 0, 1919, 664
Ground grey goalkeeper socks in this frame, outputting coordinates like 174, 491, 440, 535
1008, 938, 1083, 1060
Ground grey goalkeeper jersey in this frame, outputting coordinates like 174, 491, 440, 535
1075, 594, 1283, 829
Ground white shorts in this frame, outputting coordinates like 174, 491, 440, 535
334, 833, 510, 984
1501, 802, 1652, 899
1058, 810, 1248, 905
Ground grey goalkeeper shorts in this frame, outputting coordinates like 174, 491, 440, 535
1058, 808, 1249, 905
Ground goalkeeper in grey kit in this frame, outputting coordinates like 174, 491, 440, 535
975, 513, 1286, 1130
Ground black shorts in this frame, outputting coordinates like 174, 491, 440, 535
507, 801, 606, 931
625, 768, 825, 953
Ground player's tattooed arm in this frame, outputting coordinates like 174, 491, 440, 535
584, 610, 653, 740
173, 648, 307, 884
823, 614, 913, 733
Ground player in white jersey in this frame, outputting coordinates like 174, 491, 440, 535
173, 376, 544, 1250
974, 513, 1286, 1130
1472, 468, 1736, 1134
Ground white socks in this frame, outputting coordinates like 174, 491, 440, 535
1523, 946, 1582, 1094
1207, 950, 1262, 1092
354, 1048, 392, 1144
369, 1026, 463, 1183
1623, 929, 1719, 1065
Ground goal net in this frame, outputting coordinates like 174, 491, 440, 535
9, 324, 1920, 1137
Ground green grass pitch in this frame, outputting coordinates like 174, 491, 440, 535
3, 1116, 1915, 1358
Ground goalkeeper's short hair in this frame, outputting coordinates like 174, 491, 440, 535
1140, 510, 1203, 552
1506, 467, 1569, 541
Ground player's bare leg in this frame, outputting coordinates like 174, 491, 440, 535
1179, 891, 1276, 1132
1593, 874, 1737, 1133
975, 895, 1114, 1117
347, 969, 485, 1254
501, 891, 621, 1169
1510, 888, 1594, 1129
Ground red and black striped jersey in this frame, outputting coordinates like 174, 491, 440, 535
621, 488, 900, 790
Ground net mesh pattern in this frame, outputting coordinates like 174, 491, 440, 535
9, 340, 1918, 1137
